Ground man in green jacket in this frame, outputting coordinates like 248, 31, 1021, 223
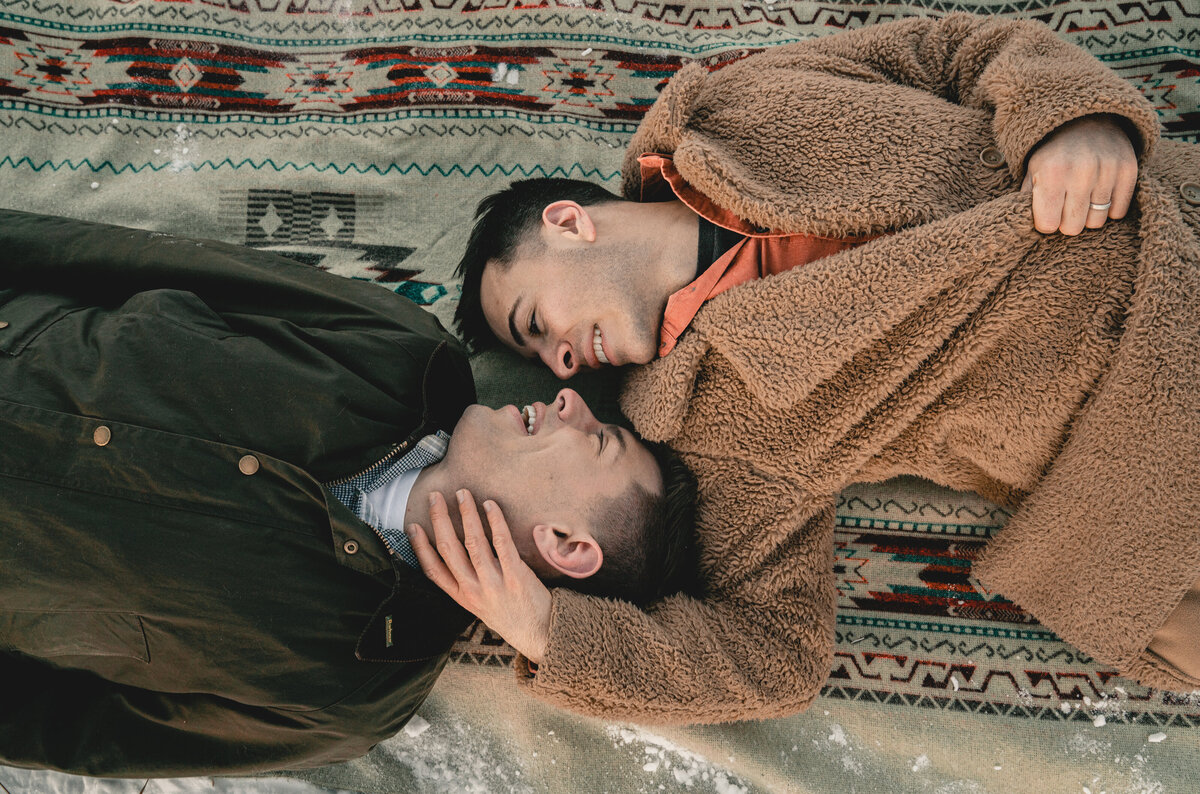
0, 210, 694, 776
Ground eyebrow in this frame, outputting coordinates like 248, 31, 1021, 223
609, 425, 628, 454
507, 300, 526, 348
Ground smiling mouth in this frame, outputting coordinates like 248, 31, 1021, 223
521, 404, 537, 435
593, 325, 610, 365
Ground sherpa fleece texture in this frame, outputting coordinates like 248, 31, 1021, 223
516, 15, 1200, 724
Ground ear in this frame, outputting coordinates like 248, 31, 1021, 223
531, 523, 603, 579
542, 201, 597, 244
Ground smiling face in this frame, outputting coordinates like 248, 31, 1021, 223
441, 388, 662, 573
480, 243, 666, 379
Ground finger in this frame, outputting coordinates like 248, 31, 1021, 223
406, 523, 461, 597
427, 491, 476, 582
482, 500, 524, 575
1030, 177, 1066, 235
456, 489, 501, 575
1084, 195, 1112, 229
1109, 158, 1137, 220
1084, 162, 1117, 230
1057, 170, 1094, 236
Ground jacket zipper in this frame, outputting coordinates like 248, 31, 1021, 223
324, 438, 413, 488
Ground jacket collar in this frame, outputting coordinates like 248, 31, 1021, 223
339, 339, 477, 661
622, 193, 1040, 440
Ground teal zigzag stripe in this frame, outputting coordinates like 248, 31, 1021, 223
0, 154, 620, 181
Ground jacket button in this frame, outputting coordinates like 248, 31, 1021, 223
979, 146, 1006, 168
93, 426, 112, 446
343, 540, 359, 555
238, 455, 260, 475
1181, 181, 1200, 206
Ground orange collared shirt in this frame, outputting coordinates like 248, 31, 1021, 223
638, 153, 873, 357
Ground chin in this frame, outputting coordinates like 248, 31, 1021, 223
445, 404, 499, 453
627, 345, 656, 366
454, 403, 493, 429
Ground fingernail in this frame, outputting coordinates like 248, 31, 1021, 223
428, 492, 438, 507
456, 489, 467, 504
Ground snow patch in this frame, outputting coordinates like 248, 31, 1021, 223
166, 123, 195, 173
605, 725, 749, 794
378, 715, 532, 794
403, 714, 430, 737
0, 771, 349, 794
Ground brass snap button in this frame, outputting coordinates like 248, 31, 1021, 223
1181, 181, 1200, 206
0, 321, 9, 329
343, 540, 359, 555
979, 146, 1005, 168
238, 454, 260, 475
93, 425, 112, 446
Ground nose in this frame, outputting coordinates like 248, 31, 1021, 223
553, 388, 600, 431
541, 338, 581, 380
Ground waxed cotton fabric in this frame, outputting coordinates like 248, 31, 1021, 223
0, 211, 475, 776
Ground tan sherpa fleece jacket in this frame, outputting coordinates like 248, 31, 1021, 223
516, 14, 1200, 723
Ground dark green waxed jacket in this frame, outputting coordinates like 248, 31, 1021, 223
0, 210, 475, 776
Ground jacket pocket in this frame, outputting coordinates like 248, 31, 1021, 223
0, 290, 86, 357
1, 610, 150, 661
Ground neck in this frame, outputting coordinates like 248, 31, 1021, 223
602, 199, 699, 297
404, 461, 456, 545
647, 199, 701, 294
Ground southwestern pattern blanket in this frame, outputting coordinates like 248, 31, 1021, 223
1, 0, 1198, 792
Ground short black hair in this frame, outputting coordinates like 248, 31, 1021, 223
562, 439, 701, 605
454, 178, 622, 352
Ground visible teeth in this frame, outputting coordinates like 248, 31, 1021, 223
593, 325, 610, 365
522, 404, 536, 435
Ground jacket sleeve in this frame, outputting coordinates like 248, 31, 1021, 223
629, 14, 1158, 181
0, 650, 408, 776
516, 466, 838, 725
790, 13, 1160, 166
0, 208, 445, 338
622, 14, 1160, 236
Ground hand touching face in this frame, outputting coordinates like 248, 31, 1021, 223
407, 490, 553, 663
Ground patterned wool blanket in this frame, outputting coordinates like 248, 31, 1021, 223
1, 0, 1197, 791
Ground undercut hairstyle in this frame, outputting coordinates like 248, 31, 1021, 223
562, 439, 701, 605
454, 178, 622, 352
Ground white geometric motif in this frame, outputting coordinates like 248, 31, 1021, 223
171, 57, 202, 91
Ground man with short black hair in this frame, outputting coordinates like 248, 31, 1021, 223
0, 209, 696, 776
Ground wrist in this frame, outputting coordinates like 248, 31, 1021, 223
522, 597, 553, 664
